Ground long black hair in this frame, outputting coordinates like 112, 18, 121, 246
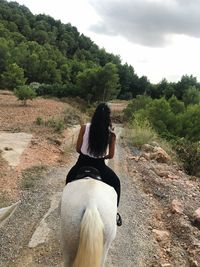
88, 103, 111, 157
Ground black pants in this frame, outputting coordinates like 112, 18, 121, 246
66, 153, 121, 206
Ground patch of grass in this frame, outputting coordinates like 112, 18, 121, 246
46, 117, 65, 133
20, 165, 47, 190
34, 116, 65, 134
61, 97, 87, 112
123, 117, 178, 162
173, 139, 200, 176
124, 118, 158, 148
63, 106, 87, 126
35, 116, 44, 125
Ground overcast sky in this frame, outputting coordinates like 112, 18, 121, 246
9, 0, 200, 83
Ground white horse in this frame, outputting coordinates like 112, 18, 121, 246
60, 178, 117, 267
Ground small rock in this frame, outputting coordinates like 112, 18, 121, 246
192, 238, 200, 248
141, 144, 154, 152
150, 147, 171, 163
154, 169, 170, 177
167, 174, 179, 179
192, 208, 200, 229
161, 264, 172, 267
4, 147, 13, 151
193, 208, 200, 222
152, 229, 170, 242
190, 259, 198, 267
171, 199, 183, 214
31, 140, 38, 145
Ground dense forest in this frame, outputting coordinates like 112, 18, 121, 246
1, 0, 200, 103
0, 0, 143, 101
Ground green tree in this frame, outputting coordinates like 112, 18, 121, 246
147, 98, 177, 136
14, 85, 36, 105
77, 67, 100, 103
179, 104, 200, 141
0, 37, 10, 73
123, 95, 152, 121
174, 75, 200, 100
32, 29, 49, 44
153, 78, 174, 99
182, 86, 200, 106
99, 63, 120, 101
77, 63, 120, 103
138, 76, 152, 96
1, 63, 26, 89
118, 63, 138, 99
168, 95, 185, 114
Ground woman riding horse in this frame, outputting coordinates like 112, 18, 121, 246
66, 102, 121, 225
61, 103, 121, 266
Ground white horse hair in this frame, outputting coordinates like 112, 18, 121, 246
60, 178, 117, 267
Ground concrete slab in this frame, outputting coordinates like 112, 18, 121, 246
0, 132, 32, 167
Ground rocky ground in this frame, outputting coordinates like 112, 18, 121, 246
0, 92, 200, 267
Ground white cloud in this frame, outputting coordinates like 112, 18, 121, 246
90, 0, 200, 47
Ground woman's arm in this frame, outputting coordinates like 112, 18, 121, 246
104, 132, 116, 159
76, 125, 86, 153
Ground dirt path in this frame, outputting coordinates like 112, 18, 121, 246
106, 128, 161, 267
0, 126, 162, 267
1, 126, 199, 266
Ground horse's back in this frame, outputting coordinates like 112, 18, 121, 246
62, 178, 117, 211
61, 178, 117, 228
60, 178, 117, 265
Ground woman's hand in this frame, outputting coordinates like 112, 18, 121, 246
109, 125, 115, 133
104, 154, 110, 160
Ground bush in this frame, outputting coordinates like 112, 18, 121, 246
61, 97, 88, 112
125, 113, 158, 147
36, 83, 79, 98
14, 85, 36, 105
47, 118, 65, 133
173, 139, 200, 176
35, 117, 44, 125
123, 95, 152, 121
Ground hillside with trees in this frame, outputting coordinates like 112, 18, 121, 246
0, 0, 138, 102
1, 0, 200, 176
1, 0, 200, 103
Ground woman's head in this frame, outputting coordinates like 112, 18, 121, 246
92, 103, 111, 127
88, 103, 111, 157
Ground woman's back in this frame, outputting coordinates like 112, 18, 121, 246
81, 123, 107, 158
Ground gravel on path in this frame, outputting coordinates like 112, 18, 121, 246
0, 127, 172, 267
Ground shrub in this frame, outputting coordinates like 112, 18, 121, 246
125, 113, 158, 147
47, 118, 65, 133
36, 83, 79, 98
173, 139, 200, 176
123, 95, 152, 121
35, 117, 44, 125
14, 85, 36, 105
63, 106, 86, 126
